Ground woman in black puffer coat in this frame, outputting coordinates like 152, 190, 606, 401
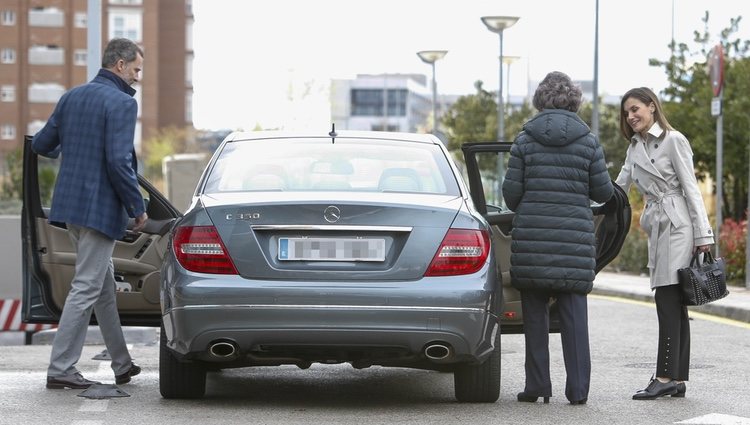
502, 71, 614, 406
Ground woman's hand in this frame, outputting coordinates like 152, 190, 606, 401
694, 244, 712, 253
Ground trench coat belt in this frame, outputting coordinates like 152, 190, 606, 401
644, 189, 684, 269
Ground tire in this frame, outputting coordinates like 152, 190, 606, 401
453, 328, 501, 403
159, 323, 207, 399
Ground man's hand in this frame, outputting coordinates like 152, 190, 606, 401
133, 212, 148, 233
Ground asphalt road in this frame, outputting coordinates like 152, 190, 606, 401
1, 295, 749, 425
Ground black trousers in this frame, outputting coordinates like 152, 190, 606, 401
654, 284, 690, 381
521, 290, 590, 402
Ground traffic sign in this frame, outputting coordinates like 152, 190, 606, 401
708, 44, 724, 97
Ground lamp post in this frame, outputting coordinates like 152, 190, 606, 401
482, 16, 519, 203
417, 50, 448, 135
502, 55, 520, 105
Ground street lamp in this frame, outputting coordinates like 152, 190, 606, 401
416, 50, 448, 135
482, 15, 519, 204
502, 55, 520, 105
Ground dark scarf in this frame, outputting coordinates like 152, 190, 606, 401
96, 69, 136, 97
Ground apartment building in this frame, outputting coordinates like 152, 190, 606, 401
0, 0, 194, 159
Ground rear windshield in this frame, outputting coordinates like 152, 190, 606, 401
202, 137, 459, 195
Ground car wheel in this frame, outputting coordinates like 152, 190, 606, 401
159, 323, 207, 399
453, 329, 501, 403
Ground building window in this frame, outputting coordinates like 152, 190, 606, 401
185, 55, 193, 85
73, 49, 87, 66
1, 48, 15, 64
1, 85, 15, 102
1, 10, 16, 25
186, 0, 193, 15
1, 124, 15, 140
109, 0, 143, 4
109, 9, 142, 41
351, 89, 407, 117
74, 12, 87, 28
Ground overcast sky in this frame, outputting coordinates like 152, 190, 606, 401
190, 0, 749, 131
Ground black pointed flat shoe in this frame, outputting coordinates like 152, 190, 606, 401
632, 377, 678, 400
517, 391, 550, 404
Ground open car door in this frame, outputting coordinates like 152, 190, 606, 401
461, 142, 631, 333
21, 135, 182, 327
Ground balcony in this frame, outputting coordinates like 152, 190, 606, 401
28, 83, 65, 103
29, 7, 64, 27
28, 46, 65, 66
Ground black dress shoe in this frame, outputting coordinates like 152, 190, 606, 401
570, 398, 587, 405
672, 382, 686, 398
632, 377, 678, 400
46, 373, 101, 389
517, 391, 550, 404
115, 362, 141, 385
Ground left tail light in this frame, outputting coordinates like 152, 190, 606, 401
172, 225, 238, 274
424, 228, 490, 276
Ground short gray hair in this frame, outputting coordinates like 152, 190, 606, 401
532, 71, 582, 112
101, 38, 143, 68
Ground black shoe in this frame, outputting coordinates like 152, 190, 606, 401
671, 382, 686, 398
570, 398, 587, 405
632, 377, 678, 400
517, 391, 550, 404
115, 362, 141, 385
46, 373, 101, 389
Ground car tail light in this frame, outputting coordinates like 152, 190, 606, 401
425, 229, 490, 276
172, 225, 238, 274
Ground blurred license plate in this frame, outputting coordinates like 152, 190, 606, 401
278, 237, 386, 262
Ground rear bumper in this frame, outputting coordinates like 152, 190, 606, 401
162, 301, 498, 365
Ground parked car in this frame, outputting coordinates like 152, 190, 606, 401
21, 130, 630, 402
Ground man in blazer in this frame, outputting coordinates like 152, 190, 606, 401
32, 38, 148, 389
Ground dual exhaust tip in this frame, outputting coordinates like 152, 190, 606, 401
209, 340, 238, 359
209, 340, 453, 362
424, 343, 452, 361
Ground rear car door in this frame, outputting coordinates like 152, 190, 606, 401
21, 135, 181, 327
461, 142, 631, 332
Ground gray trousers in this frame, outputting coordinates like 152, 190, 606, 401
47, 224, 132, 378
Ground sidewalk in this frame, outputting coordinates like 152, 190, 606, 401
592, 271, 750, 323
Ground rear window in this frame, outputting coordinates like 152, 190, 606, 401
202, 137, 459, 195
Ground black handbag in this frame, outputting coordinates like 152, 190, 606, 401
677, 251, 729, 306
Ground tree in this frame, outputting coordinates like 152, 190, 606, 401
441, 80, 534, 173
141, 126, 200, 184
441, 81, 497, 152
651, 12, 750, 220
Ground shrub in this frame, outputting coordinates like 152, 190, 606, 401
719, 215, 747, 283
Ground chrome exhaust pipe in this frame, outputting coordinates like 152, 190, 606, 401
424, 343, 452, 361
208, 340, 238, 358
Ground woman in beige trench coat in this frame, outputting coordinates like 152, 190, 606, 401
615, 87, 714, 400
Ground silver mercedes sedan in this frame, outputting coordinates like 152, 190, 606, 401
160, 131, 500, 401
22, 130, 630, 402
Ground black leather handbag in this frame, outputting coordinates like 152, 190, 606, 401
677, 251, 729, 306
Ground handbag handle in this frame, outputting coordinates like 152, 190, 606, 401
689, 250, 715, 267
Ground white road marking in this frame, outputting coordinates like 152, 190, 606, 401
676, 413, 750, 424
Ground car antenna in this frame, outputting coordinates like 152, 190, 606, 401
329, 123, 337, 144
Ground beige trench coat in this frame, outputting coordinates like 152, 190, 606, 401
615, 123, 714, 288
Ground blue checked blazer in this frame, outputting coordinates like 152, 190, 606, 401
32, 71, 146, 240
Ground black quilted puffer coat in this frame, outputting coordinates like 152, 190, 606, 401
502, 109, 614, 294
